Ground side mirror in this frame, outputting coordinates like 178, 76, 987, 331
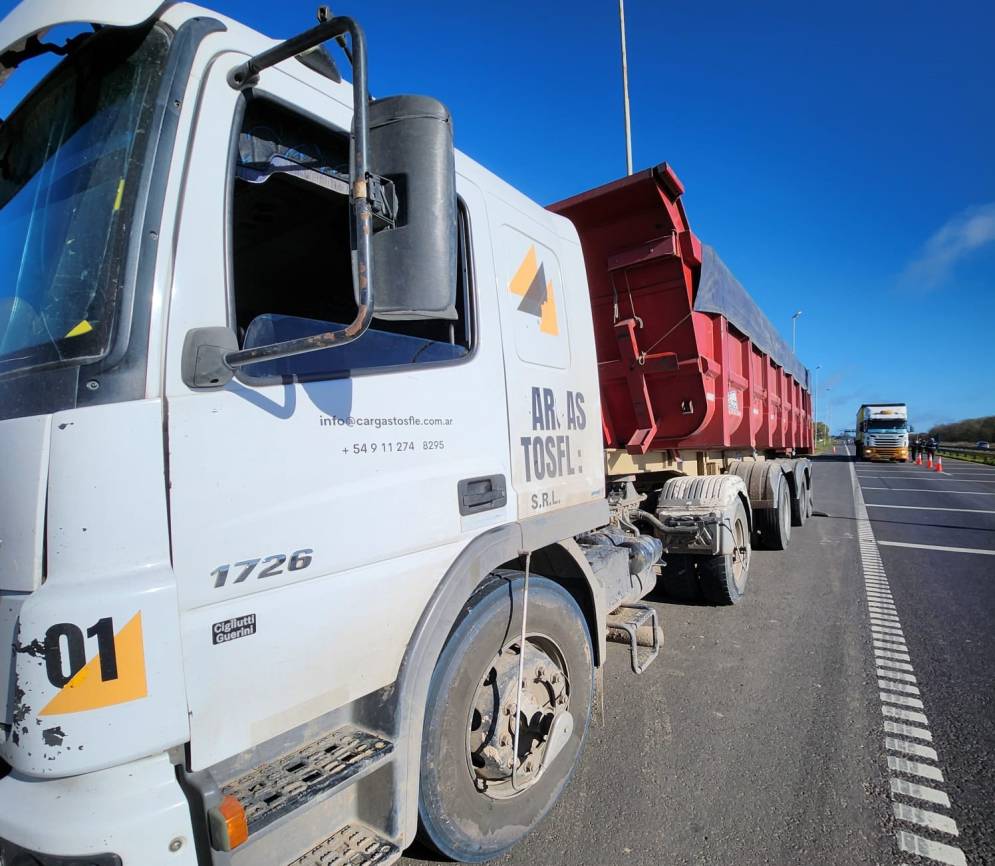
367, 95, 457, 320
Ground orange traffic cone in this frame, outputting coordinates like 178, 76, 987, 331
935, 456, 943, 473
915, 451, 922, 465
927, 454, 933, 469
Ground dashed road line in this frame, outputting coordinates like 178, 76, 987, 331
866, 504, 995, 514
894, 802, 959, 835
897, 830, 966, 865
878, 680, 920, 695
856, 474, 984, 480
886, 737, 937, 759
860, 487, 995, 495
877, 541, 995, 557
891, 778, 950, 806
879, 669, 918, 684
851, 463, 968, 865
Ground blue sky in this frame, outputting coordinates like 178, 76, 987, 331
2, 0, 993, 433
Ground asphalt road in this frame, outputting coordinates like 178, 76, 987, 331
401, 450, 995, 866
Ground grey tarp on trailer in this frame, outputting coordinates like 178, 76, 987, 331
694, 244, 809, 389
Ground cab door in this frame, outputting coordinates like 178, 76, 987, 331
163, 54, 509, 769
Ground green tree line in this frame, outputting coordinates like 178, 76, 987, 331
927, 415, 995, 443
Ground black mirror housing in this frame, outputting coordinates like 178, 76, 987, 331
368, 95, 457, 321
182, 327, 238, 389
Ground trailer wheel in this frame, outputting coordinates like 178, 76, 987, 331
805, 480, 815, 519
790, 476, 809, 527
418, 574, 594, 862
699, 499, 751, 605
754, 478, 791, 550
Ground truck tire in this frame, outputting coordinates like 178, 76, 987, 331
698, 498, 751, 605
418, 574, 594, 862
790, 476, 809, 527
754, 477, 791, 550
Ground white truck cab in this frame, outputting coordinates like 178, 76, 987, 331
0, 3, 661, 864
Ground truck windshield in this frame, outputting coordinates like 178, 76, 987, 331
867, 418, 907, 430
0, 25, 169, 377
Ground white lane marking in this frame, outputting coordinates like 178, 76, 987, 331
884, 720, 931, 740
869, 613, 902, 623
877, 658, 915, 673
858, 474, 995, 484
876, 649, 913, 661
878, 540, 995, 556
886, 737, 937, 760
891, 778, 949, 805
880, 691, 924, 709
867, 504, 995, 514
896, 830, 966, 865
883, 705, 929, 724
879, 668, 917, 683
888, 755, 944, 781
853, 460, 968, 863
878, 679, 920, 695
893, 803, 959, 836
861, 487, 995, 495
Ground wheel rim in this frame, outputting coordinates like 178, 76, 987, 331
731, 512, 749, 590
465, 635, 570, 800
780, 486, 790, 536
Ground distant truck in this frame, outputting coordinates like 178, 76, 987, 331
855, 403, 910, 461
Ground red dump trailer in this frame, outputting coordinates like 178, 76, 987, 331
550, 163, 814, 602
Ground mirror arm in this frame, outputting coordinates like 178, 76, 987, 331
225, 14, 374, 371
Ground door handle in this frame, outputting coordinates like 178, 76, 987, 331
458, 474, 507, 515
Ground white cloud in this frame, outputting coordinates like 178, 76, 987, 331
901, 202, 995, 289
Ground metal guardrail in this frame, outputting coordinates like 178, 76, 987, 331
937, 447, 995, 466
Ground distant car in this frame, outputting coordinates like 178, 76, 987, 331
977, 441, 990, 450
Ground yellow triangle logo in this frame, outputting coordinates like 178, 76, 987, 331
508, 245, 559, 336
40, 613, 148, 716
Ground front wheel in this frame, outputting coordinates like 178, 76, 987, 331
418, 574, 594, 862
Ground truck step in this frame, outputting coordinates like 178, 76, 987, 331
223, 726, 392, 835
606, 604, 662, 674
289, 823, 399, 866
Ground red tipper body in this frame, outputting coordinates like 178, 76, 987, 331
549, 163, 813, 457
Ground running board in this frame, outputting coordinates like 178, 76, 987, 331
221, 725, 392, 837
289, 824, 399, 866
606, 604, 662, 674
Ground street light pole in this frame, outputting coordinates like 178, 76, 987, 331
814, 364, 821, 443
791, 310, 803, 353
618, 0, 633, 176
826, 386, 832, 441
